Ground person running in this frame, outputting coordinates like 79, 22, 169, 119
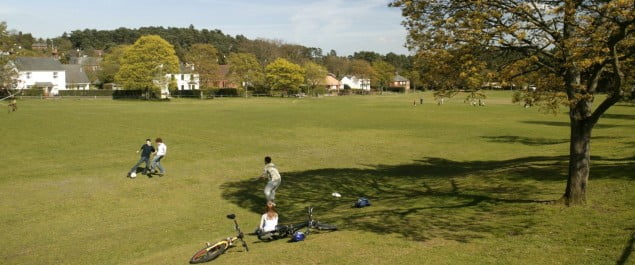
128, 138, 155, 178
256, 201, 279, 240
259, 156, 281, 204
150, 137, 167, 175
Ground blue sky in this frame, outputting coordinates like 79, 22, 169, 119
0, 0, 410, 56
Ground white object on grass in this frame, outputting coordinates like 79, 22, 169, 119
130, 172, 137, 178
331, 192, 341, 198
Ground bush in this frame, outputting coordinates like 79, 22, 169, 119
59, 90, 114, 97
385, 86, 406, 93
112, 90, 144, 99
20, 89, 44, 96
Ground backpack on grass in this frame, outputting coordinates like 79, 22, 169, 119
355, 197, 371, 208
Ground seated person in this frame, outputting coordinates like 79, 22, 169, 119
256, 201, 278, 240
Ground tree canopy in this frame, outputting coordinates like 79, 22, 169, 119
227, 52, 264, 89
390, 0, 634, 205
184, 43, 220, 89
115, 35, 179, 90
265, 58, 305, 94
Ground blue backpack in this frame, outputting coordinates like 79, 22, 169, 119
355, 197, 371, 208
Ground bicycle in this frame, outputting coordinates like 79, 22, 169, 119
257, 207, 337, 241
189, 214, 249, 264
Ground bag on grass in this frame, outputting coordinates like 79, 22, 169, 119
355, 197, 371, 208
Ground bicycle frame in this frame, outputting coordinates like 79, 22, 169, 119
258, 207, 336, 241
189, 214, 248, 264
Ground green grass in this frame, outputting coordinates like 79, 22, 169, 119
1, 92, 633, 265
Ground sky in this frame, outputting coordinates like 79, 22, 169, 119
0, 0, 411, 56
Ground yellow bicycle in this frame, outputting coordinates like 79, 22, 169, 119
189, 214, 249, 264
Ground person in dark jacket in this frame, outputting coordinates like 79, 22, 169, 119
128, 138, 155, 178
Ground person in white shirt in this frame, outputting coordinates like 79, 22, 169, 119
259, 156, 281, 204
150, 137, 167, 175
259, 201, 278, 232
256, 201, 278, 240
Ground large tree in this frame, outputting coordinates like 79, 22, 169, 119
0, 22, 18, 91
115, 35, 179, 91
227, 52, 264, 90
303, 61, 328, 94
372, 60, 396, 89
184, 43, 220, 89
390, 0, 634, 205
265, 58, 304, 94
97, 45, 129, 86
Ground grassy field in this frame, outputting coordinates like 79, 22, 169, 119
1, 91, 633, 265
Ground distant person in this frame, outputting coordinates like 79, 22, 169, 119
420, 97, 423, 105
150, 137, 167, 175
128, 138, 155, 178
256, 201, 279, 240
259, 156, 281, 204
7, 97, 17, 113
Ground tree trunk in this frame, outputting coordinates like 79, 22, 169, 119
562, 103, 594, 205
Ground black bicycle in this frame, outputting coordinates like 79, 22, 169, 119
189, 214, 249, 264
257, 207, 337, 241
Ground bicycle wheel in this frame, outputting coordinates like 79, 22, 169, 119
315, 222, 337, 231
189, 242, 227, 264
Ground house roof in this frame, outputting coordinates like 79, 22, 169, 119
69, 56, 102, 66
62, 65, 90, 84
325, 75, 340, 86
180, 63, 198, 74
34, 82, 55, 87
14, 57, 64, 71
393, 74, 409, 82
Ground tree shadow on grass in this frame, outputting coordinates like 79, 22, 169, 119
617, 228, 635, 265
482, 135, 625, 146
521, 120, 623, 129
482, 136, 568, 146
602, 113, 635, 120
221, 156, 634, 243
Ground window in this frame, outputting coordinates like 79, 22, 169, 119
53, 72, 58, 79
181, 74, 184, 80
26, 72, 31, 79
181, 85, 184, 90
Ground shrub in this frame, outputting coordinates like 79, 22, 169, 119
112, 90, 144, 99
20, 89, 44, 96
59, 90, 114, 97
385, 86, 406, 93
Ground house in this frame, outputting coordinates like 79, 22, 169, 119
167, 63, 200, 91
205, 64, 238, 88
13, 57, 66, 96
340, 75, 371, 91
324, 74, 341, 91
391, 73, 410, 91
62, 64, 90, 90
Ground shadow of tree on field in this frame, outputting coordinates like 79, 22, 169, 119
482, 135, 626, 146
521, 120, 624, 129
617, 228, 635, 265
221, 156, 634, 243
602, 113, 635, 121
482, 136, 568, 146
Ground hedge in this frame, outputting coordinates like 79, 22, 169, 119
112, 90, 145, 99
59, 90, 114, 96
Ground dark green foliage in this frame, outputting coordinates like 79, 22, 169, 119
59, 90, 113, 96
112, 89, 144, 99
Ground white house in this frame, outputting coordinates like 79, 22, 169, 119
340, 75, 371, 91
62, 64, 90, 90
167, 63, 200, 91
13, 57, 66, 96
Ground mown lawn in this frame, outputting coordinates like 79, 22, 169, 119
1, 92, 633, 265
